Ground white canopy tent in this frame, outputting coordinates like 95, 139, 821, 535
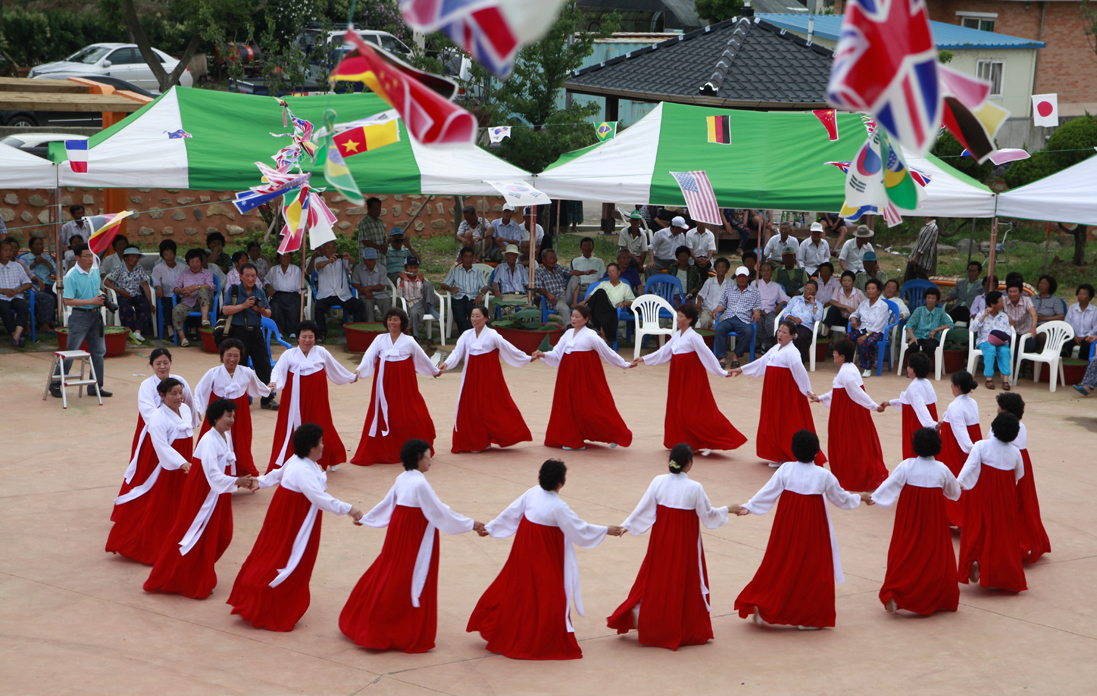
0, 143, 59, 188
996, 155, 1097, 226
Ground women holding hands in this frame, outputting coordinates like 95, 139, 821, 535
890, 353, 939, 460
194, 338, 271, 476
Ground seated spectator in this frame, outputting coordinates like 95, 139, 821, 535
246, 241, 271, 278
519, 207, 545, 257
839, 226, 874, 273
783, 279, 824, 362
605, 248, 642, 295
60, 204, 93, 254
971, 290, 1013, 390
15, 236, 58, 334
944, 261, 984, 324
395, 256, 440, 345
762, 222, 799, 265
618, 212, 648, 268
206, 232, 232, 274
265, 251, 303, 337
797, 222, 830, 275
712, 265, 761, 368
646, 216, 689, 279
1073, 353, 1097, 396
755, 262, 790, 352
534, 248, 576, 319
569, 236, 606, 304
98, 234, 131, 278
848, 278, 890, 377
1065, 283, 1097, 357
62, 234, 85, 273
1004, 279, 1040, 353
488, 205, 521, 262
172, 248, 215, 346
819, 212, 848, 254
697, 256, 732, 330
904, 287, 952, 358
815, 261, 839, 303
854, 250, 889, 293
225, 251, 264, 297
385, 228, 417, 286
492, 245, 527, 298
440, 247, 489, 335
151, 239, 183, 339
882, 279, 910, 319
105, 246, 153, 343
669, 245, 704, 306
968, 274, 999, 318
202, 247, 226, 289
720, 208, 756, 254
823, 270, 865, 334
741, 250, 758, 282
774, 248, 809, 297
1033, 274, 1066, 326
0, 238, 34, 346
455, 205, 489, 261
307, 241, 363, 341
686, 221, 716, 275
350, 248, 391, 323
580, 262, 634, 345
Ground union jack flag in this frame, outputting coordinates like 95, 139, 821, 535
164, 129, 192, 139
827, 0, 941, 155
669, 171, 721, 226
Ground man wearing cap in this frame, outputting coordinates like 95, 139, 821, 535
905, 217, 939, 282
618, 212, 648, 269
385, 227, 418, 286
762, 222, 799, 265
774, 247, 810, 297
839, 225, 874, 273
492, 244, 527, 298
646, 215, 689, 279
797, 222, 831, 276
686, 221, 716, 275
488, 205, 521, 262
357, 197, 388, 267
265, 251, 303, 337
853, 250, 889, 293
455, 204, 489, 262
104, 246, 153, 342
441, 247, 490, 335
569, 236, 606, 304
351, 248, 391, 322
519, 207, 545, 256
712, 265, 761, 368
396, 256, 440, 343
306, 240, 363, 341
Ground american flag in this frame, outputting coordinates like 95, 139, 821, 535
669, 171, 721, 226
164, 129, 192, 139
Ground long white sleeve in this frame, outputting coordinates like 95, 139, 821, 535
823, 364, 878, 410
739, 345, 774, 378
256, 466, 285, 489
870, 461, 910, 508
824, 474, 863, 509
243, 366, 272, 398
201, 436, 241, 495
742, 467, 787, 515
150, 409, 191, 471
958, 445, 983, 490
193, 369, 215, 415
137, 377, 160, 422
554, 503, 608, 549
589, 329, 630, 369
788, 351, 814, 396
485, 489, 530, 538
408, 338, 442, 377
941, 471, 962, 501
270, 350, 292, 389
417, 481, 475, 535
640, 333, 676, 367
951, 416, 974, 452
295, 469, 353, 515
537, 329, 572, 368
490, 330, 533, 368
695, 487, 729, 529
360, 486, 397, 528
318, 346, 358, 384
689, 331, 729, 377
620, 479, 660, 534
443, 330, 470, 369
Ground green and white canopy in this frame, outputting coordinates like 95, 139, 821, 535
0, 142, 59, 188
50, 87, 532, 194
536, 102, 996, 218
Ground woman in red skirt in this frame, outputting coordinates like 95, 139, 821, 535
729, 320, 825, 467
937, 371, 982, 527
607, 444, 729, 649
351, 307, 441, 465
144, 399, 257, 598
266, 320, 358, 473
106, 378, 194, 564
957, 413, 1027, 592
630, 304, 745, 455
194, 338, 271, 476
888, 353, 938, 460
229, 423, 364, 631
439, 306, 533, 453
533, 305, 634, 451
341, 439, 486, 652
871, 427, 961, 615
468, 459, 625, 659
732, 430, 871, 630
811, 338, 889, 491
996, 393, 1050, 563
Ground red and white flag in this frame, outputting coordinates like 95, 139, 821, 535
670, 171, 721, 226
66, 140, 88, 173
1032, 94, 1058, 128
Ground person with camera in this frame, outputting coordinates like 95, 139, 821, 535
221, 263, 277, 410
56, 243, 111, 398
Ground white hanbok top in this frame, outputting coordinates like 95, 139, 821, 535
361, 470, 475, 607
256, 455, 352, 587
818, 362, 879, 410
889, 377, 938, 427
270, 346, 357, 464
486, 486, 608, 632
441, 326, 531, 425
741, 342, 813, 396
540, 326, 630, 369
742, 460, 862, 582
940, 393, 980, 453
958, 436, 1025, 489
356, 333, 440, 438
193, 364, 271, 415
177, 429, 240, 556
871, 457, 961, 508
138, 373, 197, 427
641, 327, 728, 377
117, 404, 194, 505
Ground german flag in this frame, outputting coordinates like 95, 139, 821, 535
707, 115, 731, 144
332, 118, 400, 158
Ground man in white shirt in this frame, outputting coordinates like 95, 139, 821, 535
306, 241, 364, 341
839, 225, 875, 273
618, 212, 648, 268
492, 245, 527, 297
686, 222, 716, 275
755, 262, 790, 352
265, 251, 303, 336
762, 222, 799, 265
1065, 283, 1097, 356
455, 205, 489, 262
350, 248, 391, 323
60, 204, 94, 254
797, 222, 831, 275
568, 236, 606, 305
519, 207, 545, 257
488, 205, 522, 262
697, 257, 732, 329
646, 215, 689, 279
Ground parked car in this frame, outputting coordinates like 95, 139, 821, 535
0, 76, 154, 128
298, 28, 413, 62
27, 44, 193, 92
0, 133, 89, 159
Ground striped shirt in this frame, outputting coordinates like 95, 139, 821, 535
0, 259, 33, 301
442, 264, 487, 300
493, 263, 527, 294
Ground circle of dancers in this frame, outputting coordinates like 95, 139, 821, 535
107, 305, 1051, 657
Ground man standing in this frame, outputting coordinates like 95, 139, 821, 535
569, 236, 606, 305
60, 205, 93, 254
646, 216, 688, 279
306, 241, 363, 341
384, 228, 417, 286
492, 245, 527, 298
0, 239, 34, 347
839, 225, 874, 273
906, 217, 939, 282
58, 244, 110, 397
686, 221, 716, 276
222, 263, 277, 409
455, 205, 488, 261
762, 222, 799, 265
797, 222, 830, 276
488, 205, 522, 262
535, 248, 576, 319
356, 197, 388, 268
713, 266, 761, 369
854, 251, 888, 293
350, 248, 391, 322
618, 212, 648, 269
944, 260, 985, 324
441, 247, 489, 335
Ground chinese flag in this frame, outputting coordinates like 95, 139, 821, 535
332, 119, 400, 158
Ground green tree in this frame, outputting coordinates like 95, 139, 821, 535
695, 0, 743, 25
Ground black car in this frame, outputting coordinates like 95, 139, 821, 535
0, 75, 156, 128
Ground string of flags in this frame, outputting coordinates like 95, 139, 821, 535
488, 126, 511, 144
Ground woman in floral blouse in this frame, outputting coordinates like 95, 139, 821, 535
105, 247, 153, 342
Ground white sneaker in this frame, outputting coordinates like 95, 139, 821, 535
768, 462, 781, 468
132, 331, 145, 343
885, 598, 897, 614
562, 446, 586, 451
797, 625, 821, 631
329, 465, 339, 472
699, 449, 712, 457
862, 369, 872, 377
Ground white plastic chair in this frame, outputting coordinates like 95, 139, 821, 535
966, 324, 1017, 377
773, 306, 824, 372
55, 281, 107, 328
897, 327, 947, 381
632, 294, 675, 359
1012, 321, 1075, 392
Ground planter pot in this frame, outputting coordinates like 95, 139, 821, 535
1032, 360, 1086, 384
696, 328, 715, 350
495, 324, 566, 355
942, 349, 965, 374
814, 338, 832, 363
57, 326, 130, 357
344, 323, 387, 353
199, 326, 218, 353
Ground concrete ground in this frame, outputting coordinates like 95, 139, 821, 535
2, 343, 1095, 696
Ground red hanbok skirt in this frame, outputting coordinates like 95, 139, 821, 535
827, 387, 888, 491
878, 485, 959, 615
662, 353, 745, 452
114, 421, 160, 521
130, 413, 145, 460
351, 358, 436, 466
266, 370, 346, 473
544, 350, 632, 449
606, 506, 713, 649
939, 422, 981, 528
105, 437, 193, 564
734, 492, 835, 628
900, 402, 939, 460
1017, 448, 1051, 564
958, 465, 1027, 592
198, 392, 258, 476
756, 367, 825, 465
228, 487, 323, 631
143, 461, 234, 599
451, 351, 532, 453
340, 506, 440, 653
467, 518, 581, 660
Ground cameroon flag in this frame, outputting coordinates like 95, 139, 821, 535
706, 115, 731, 144
333, 117, 400, 158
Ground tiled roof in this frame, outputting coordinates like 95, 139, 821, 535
756, 13, 1046, 50
564, 15, 834, 109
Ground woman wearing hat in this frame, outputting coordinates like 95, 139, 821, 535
104, 246, 153, 342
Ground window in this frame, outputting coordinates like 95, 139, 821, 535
977, 60, 1004, 97
107, 48, 139, 65
958, 12, 996, 33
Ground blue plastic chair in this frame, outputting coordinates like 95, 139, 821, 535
900, 280, 937, 312
581, 281, 634, 351
170, 274, 220, 345
27, 288, 37, 343
713, 309, 757, 363
540, 293, 563, 324
310, 270, 356, 327
847, 298, 901, 376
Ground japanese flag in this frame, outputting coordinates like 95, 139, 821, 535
1032, 94, 1058, 128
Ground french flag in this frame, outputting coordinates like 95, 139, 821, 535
66, 140, 88, 173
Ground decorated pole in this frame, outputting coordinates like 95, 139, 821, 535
986, 217, 998, 284
528, 205, 537, 306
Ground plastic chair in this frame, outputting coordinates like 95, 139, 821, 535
581, 280, 633, 351
259, 316, 293, 367
309, 271, 356, 328
171, 275, 221, 345
772, 306, 823, 372
1011, 321, 1075, 392
900, 280, 937, 312
847, 299, 901, 376
896, 325, 948, 381
713, 309, 757, 363
27, 288, 37, 343
632, 294, 675, 359
966, 323, 1018, 376
644, 274, 685, 307
55, 281, 107, 328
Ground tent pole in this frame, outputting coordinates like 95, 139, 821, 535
55, 165, 63, 325
403, 195, 434, 234
1042, 221, 1051, 276
965, 218, 977, 268
987, 217, 998, 283
528, 206, 537, 306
